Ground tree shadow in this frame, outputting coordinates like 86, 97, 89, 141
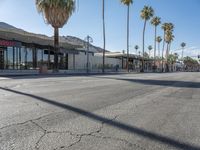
0, 86, 200, 150
95, 77, 200, 88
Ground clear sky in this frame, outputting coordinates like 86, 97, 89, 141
0, 0, 199, 58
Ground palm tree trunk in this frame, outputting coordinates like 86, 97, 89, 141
158, 42, 160, 70
161, 31, 165, 72
127, 4, 130, 72
102, 0, 106, 73
141, 19, 147, 72
54, 27, 59, 72
154, 25, 157, 70
166, 43, 169, 72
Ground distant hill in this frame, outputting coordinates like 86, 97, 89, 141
64, 36, 109, 53
0, 22, 17, 29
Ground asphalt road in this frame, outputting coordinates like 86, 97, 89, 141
0, 72, 200, 150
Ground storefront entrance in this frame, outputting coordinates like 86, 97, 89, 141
0, 48, 4, 69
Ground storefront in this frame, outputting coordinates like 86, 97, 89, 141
0, 39, 79, 70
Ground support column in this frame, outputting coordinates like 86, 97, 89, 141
32, 47, 37, 69
73, 53, 75, 70
13, 47, 15, 69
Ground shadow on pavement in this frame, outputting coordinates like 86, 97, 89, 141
0, 72, 128, 80
95, 77, 200, 88
0, 86, 200, 150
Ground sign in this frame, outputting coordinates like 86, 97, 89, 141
0, 40, 21, 47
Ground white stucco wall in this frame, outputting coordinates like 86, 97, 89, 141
68, 52, 122, 70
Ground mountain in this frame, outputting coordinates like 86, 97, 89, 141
64, 36, 109, 53
0, 22, 17, 29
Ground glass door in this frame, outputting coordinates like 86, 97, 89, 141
0, 48, 4, 69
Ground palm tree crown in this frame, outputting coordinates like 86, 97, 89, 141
151, 16, 161, 26
148, 45, 153, 51
121, 0, 133, 5
156, 36, 162, 43
135, 45, 139, 50
36, 0, 75, 28
181, 42, 186, 48
140, 6, 154, 20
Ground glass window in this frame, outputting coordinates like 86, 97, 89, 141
27, 48, 33, 69
20, 46, 27, 69
7, 47, 13, 69
43, 50, 48, 67
37, 49, 43, 67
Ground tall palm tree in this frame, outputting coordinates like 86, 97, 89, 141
134, 45, 139, 54
165, 30, 174, 72
161, 22, 174, 72
121, 0, 133, 72
165, 31, 175, 57
181, 42, 186, 60
151, 16, 161, 68
140, 5, 154, 72
102, 0, 106, 73
148, 45, 153, 57
36, 0, 75, 72
161, 23, 173, 72
156, 36, 162, 69
156, 36, 162, 58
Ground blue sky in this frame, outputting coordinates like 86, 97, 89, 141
0, 0, 199, 58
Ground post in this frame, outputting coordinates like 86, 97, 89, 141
102, 0, 106, 73
73, 53, 75, 70
86, 36, 89, 74
127, 5, 130, 72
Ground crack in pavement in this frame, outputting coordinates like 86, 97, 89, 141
0, 111, 64, 131
52, 115, 118, 150
56, 115, 146, 150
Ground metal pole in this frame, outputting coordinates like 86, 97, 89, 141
127, 5, 130, 72
102, 0, 106, 73
86, 36, 89, 74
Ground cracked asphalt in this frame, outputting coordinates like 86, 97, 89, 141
0, 72, 200, 150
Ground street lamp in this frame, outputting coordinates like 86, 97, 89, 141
84, 35, 93, 74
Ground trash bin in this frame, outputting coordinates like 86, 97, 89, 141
39, 65, 48, 74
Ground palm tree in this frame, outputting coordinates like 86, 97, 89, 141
161, 23, 174, 72
121, 0, 133, 72
165, 31, 175, 72
181, 42, 186, 60
165, 31, 175, 56
36, 0, 75, 72
102, 0, 106, 73
134, 45, 139, 54
140, 6, 154, 72
156, 36, 162, 58
156, 36, 162, 70
148, 45, 153, 57
151, 16, 161, 68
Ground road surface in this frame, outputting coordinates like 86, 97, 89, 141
0, 72, 200, 150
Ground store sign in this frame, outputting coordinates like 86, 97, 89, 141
0, 40, 21, 47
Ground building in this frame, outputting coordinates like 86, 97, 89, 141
0, 22, 87, 71
0, 22, 154, 74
